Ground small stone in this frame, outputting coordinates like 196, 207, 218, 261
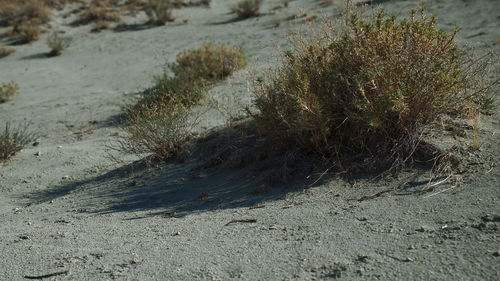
269, 225, 278, 230
493, 251, 500, 257
174, 232, 181, 236
32, 141, 40, 146
27, 222, 32, 225
57, 145, 63, 149
283, 227, 288, 231
404, 257, 414, 262
408, 245, 416, 250
416, 225, 432, 232
34, 151, 41, 156
62, 175, 69, 180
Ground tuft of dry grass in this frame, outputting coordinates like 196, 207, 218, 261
144, 0, 175, 25
0, 0, 51, 43
47, 31, 72, 56
0, 122, 37, 164
249, 4, 498, 170
0, 81, 19, 103
0, 47, 15, 59
231, 0, 262, 20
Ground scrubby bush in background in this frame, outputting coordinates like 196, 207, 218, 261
121, 42, 246, 161
250, 6, 498, 170
0, 47, 15, 59
231, 0, 262, 19
0, 0, 51, 43
73, 0, 121, 31
47, 31, 72, 56
145, 0, 175, 25
0, 81, 19, 103
139, 42, 246, 109
0, 122, 37, 163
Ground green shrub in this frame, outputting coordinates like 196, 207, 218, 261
0, 122, 37, 163
0, 81, 19, 103
231, 0, 262, 20
250, 6, 498, 169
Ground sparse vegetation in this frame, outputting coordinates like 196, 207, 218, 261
73, 0, 121, 31
144, 0, 175, 25
231, 0, 262, 19
0, 0, 51, 43
121, 42, 246, 161
0, 81, 19, 103
0, 122, 37, 163
250, 6, 498, 170
0, 47, 15, 59
47, 31, 72, 56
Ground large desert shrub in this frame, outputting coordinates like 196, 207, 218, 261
0, 122, 37, 163
251, 6, 498, 169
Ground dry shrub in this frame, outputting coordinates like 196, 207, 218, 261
0, 47, 15, 59
231, 0, 262, 19
0, 122, 37, 163
141, 42, 246, 108
73, 0, 121, 29
250, 5, 498, 170
0, 81, 19, 103
122, 42, 247, 161
118, 101, 195, 161
47, 31, 71, 56
0, 0, 51, 27
145, 0, 175, 25
0, 0, 51, 43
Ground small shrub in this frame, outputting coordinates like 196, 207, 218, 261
250, 6, 498, 169
119, 101, 194, 161
73, 1, 121, 29
0, 81, 19, 103
0, 0, 51, 27
47, 31, 71, 56
122, 42, 247, 161
0, 122, 37, 163
231, 0, 262, 19
0, 47, 15, 59
145, 0, 175, 25
141, 42, 246, 108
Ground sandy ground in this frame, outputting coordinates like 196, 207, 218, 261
0, 0, 499, 280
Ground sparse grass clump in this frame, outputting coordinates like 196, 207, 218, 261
231, 0, 262, 19
0, 122, 37, 163
0, 81, 19, 103
145, 0, 175, 25
251, 6, 498, 170
121, 42, 246, 161
47, 31, 71, 56
0, 47, 15, 59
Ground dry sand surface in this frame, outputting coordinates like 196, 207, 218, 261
1, 0, 499, 280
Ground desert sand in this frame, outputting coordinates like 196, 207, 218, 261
0, 0, 499, 280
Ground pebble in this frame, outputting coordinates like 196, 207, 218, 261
32, 141, 40, 146
62, 175, 69, 180
269, 225, 278, 230
34, 151, 41, 156
493, 251, 500, 257
174, 232, 181, 236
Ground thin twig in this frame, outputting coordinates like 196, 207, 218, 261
225, 219, 257, 226
24, 270, 69, 279
425, 185, 456, 198
249, 204, 265, 210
